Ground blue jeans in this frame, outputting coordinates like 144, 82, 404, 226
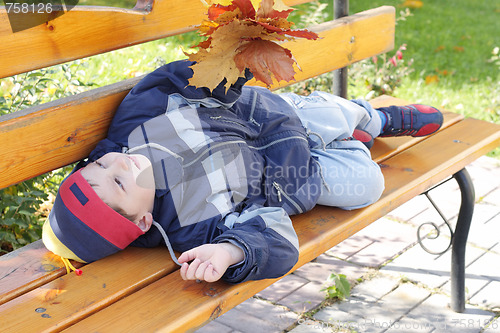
280, 92, 385, 210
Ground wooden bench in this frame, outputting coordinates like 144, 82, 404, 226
1, 1, 499, 332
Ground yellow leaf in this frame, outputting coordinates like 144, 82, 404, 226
188, 49, 243, 91
402, 0, 423, 9
250, 0, 262, 10
268, 0, 293, 12
425, 74, 439, 84
215, 8, 242, 24
257, 0, 294, 18
453, 46, 465, 53
198, 20, 219, 34
3, 186, 16, 196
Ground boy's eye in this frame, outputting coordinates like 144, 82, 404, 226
115, 178, 124, 190
95, 161, 105, 168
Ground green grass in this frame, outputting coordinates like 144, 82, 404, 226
347, 0, 499, 157
314, 0, 499, 84
352, 1, 499, 104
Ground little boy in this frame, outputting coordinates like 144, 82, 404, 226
43, 60, 442, 283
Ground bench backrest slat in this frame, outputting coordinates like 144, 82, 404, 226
0, 0, 310, 79
0, 6, 396, 190
0, 77, 140, 189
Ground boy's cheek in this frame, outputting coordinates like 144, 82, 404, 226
135, 166, 155, 189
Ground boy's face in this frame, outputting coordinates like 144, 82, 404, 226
80, 152, 155, 229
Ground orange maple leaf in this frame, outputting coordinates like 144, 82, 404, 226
187, 0, 319, 91
235, 39, 296, 86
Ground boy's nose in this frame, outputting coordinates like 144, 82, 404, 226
112, 155, 130, 171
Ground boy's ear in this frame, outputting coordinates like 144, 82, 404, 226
137, 212, 153, 232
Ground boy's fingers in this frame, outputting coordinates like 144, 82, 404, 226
180, 262, 189, 280
180, 261, 221, 283
195, 261, 210, 281
185, 258, 201, 280
204, 264, 220, 283
178, 250, 195, 264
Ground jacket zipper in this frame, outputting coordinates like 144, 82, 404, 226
273, 181, 282, 202
272, 181, 304, 214
183, 135, 308, 168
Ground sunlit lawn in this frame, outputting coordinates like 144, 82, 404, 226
347, 0, 499, 122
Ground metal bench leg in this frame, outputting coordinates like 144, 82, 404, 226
332, 0, 349, 98
451, 168, 475, 313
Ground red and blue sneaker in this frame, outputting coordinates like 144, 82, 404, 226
341, 129, 375, 149
352, 128, 374, 149
378, 104, 443, 137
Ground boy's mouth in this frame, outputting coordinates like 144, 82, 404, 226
128, 155, 141, 169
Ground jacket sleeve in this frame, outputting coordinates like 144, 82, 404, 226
213, 205, 299, 283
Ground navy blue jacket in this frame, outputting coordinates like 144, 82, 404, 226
86, 60, 321, 283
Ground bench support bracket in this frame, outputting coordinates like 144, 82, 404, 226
417, 168, 474, 313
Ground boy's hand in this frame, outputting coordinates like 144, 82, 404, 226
178, 243, 244, 283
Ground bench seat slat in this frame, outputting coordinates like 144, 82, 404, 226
0, 247, 176, 332
0, 96, 459, 304
1, 108, 498, 333
0, 6, 396, 190
58, 116, 500, 333
0, 241, 76, 305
